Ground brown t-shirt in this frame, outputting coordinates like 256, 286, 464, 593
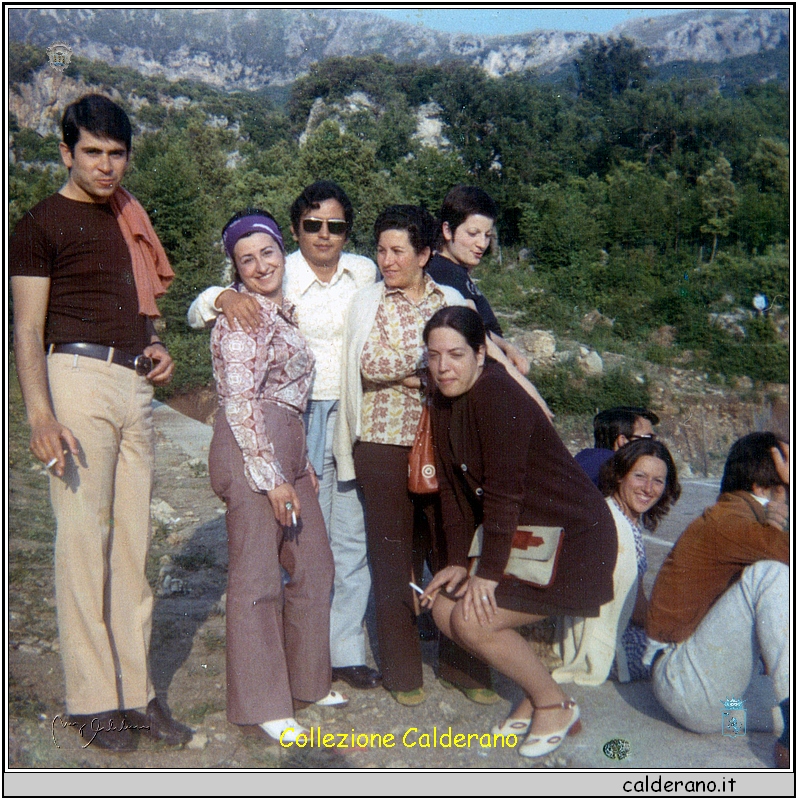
646, 491, 789, 643
9, 192, 150, 353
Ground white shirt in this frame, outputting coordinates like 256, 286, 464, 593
186, 249, 377, 400
283, 250, 377, 399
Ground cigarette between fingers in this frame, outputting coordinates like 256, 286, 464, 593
46, 457, 58, 469
292, 511, 297, 527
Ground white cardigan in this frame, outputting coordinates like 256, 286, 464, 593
552, 497, 640, 685
333, 280, 467, 481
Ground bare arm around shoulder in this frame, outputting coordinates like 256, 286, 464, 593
484, 335, 554, 421
489, 331, 530, 374
11, 276, 79, 477
187, 285, 262, 334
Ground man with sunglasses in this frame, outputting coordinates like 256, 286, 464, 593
575, 406, 660, 485
188, 181, 382, 691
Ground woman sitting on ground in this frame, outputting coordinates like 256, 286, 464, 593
554, 439, 681, 685
419, 306, 617, 758
208, 209, 345, 745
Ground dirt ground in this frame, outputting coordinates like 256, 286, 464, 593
8, 397, 566, 771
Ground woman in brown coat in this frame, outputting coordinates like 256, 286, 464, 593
420, 306, 616, 759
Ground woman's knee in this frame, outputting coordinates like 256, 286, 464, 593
450, 603, 493, 649
431, 597, 455, 639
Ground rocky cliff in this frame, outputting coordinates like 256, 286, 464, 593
8, 7, 789, 91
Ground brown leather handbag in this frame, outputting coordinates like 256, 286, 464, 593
408, 399, 438, 494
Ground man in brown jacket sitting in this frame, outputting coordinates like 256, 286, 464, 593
645, 432, 789, 766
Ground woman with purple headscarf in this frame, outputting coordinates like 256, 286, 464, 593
208, 209, 345, 745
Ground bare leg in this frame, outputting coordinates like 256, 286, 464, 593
438, 598, 572, 735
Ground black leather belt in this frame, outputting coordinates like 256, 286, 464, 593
49, 343, 153, 376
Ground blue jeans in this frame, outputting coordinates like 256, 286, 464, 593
307, 401, 371, 667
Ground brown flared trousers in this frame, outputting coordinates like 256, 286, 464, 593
209, 405, 334, 725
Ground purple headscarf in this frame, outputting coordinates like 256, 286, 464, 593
222, 213, 285, 260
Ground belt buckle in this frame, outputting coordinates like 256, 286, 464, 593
134, 355, 153, 376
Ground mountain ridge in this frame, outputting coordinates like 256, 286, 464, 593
8, 7, 789, 90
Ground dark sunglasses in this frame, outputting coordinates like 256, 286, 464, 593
302, 218, 348, 236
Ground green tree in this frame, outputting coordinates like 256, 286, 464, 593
574, 36, 650, 103
697, 157, 738, 262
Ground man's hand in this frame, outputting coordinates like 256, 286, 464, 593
30, 416, 80, 478
144, 342, 174, 385
11, 275, 80, 477
771, 442, 790, 486
217, 289, 262, 334
765, 500, 789, 531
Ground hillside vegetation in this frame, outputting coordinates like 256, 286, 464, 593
8, 39, 789, 405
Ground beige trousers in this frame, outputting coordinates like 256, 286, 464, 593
47, 353, 156, 715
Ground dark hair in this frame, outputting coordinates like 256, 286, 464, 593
720, 432, 787, 495
61, 94, 132, 155
222, 207, 282, 280
439, 185, 498, 238
593, 406, 660, 450
423, 306, 487, 354
289, 180, 353, 236
598, 439, 681, 531
374, 205, 436, 258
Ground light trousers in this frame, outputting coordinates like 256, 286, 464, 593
48, 353, 156, 715
307, 402, 371, 668
651, 560, 789, 733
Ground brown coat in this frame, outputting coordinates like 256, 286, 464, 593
430, 360, 617, 617
646, 490, 789, 643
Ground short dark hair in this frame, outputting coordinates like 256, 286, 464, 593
439, 185, 498, 238
61, 94, 132, 154
720, 432, 787, 495
593, 406, 660, 450
598, 439, 681, 531
423, 306, 487, 354
374, 205, 436, 258
289, 180, 353, 236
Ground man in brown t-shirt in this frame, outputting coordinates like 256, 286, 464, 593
10, 94, 190, 750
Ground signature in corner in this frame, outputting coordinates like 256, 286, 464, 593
52, 714, 150, 748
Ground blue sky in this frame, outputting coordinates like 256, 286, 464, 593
374, 7, 690, 36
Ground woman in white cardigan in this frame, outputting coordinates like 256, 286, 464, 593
554, 438, 680, 685
333, 206, 469, 705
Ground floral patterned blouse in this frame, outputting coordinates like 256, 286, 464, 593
211, 285, 315, 492
360, 275, 448, 446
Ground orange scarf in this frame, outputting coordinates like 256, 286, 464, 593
110, 187, 174, 317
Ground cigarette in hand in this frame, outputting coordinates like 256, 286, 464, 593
409, 582, 424, 595
46, 458, 58, 470
292, 510, 297, 527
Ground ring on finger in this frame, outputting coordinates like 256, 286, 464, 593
285, 501, 293, 510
